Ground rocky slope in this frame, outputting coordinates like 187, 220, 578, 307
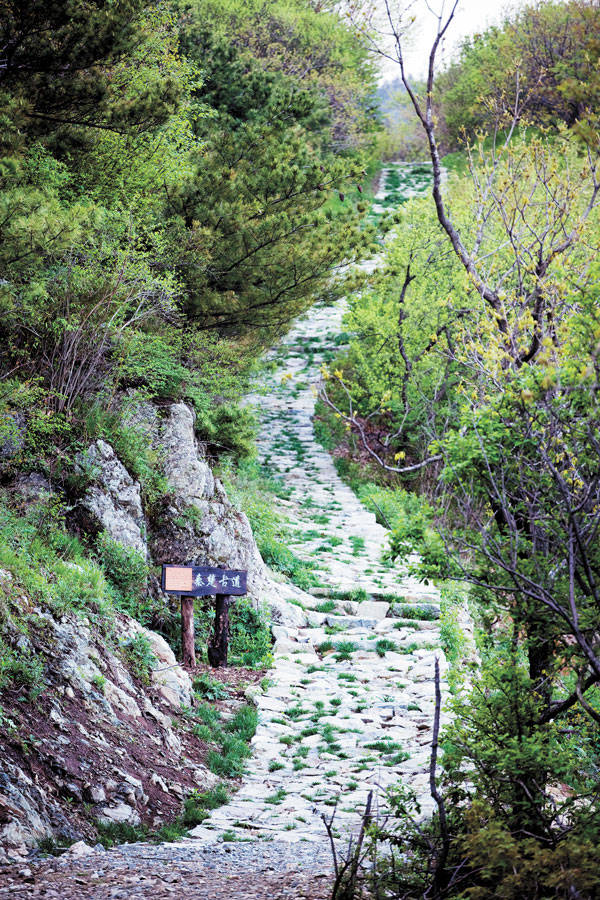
0, 397, 308, 860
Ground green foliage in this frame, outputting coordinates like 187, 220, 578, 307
218, 458, 319, 592
0, 644, 46, 700
315, 600, 336, 613
225, 704, 258, 742
182, 783, 229, 827
375, 638, 395, 657
435, 1, 600, 149
227, 599, 272, 669
171, 0, 379, 338
0, 0, 377, 485
95, 781, 230, 846
0, 493, 117, 673
95, 821, 149, 849
95, 532, 149, 610
438, 582, 466, 669
192, 673, 230, 701
334, 641, 357, 662
121, 633, 156, 685
207, 733, 252, 778
357, 483, 448, 575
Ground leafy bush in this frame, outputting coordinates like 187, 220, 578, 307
207, 733, 252, 777
96, 821, 149, 848
316, 600, 336, 613
391, 602, 439, 621
95, 532, 148, 604
357, 483, 448, 574
439, 581, 466, 668
0, 644, 46, 700
197, 403, 257, 462
194, 597, 272, 669
228, 599, 272, 668
121, 633, 156, 685
192, 673, 230, 700
0, 493, 118, 691
182, 783, 229, 826
83, 404, 168, 507
334, 640, 357, 661
375, 638, 396, 657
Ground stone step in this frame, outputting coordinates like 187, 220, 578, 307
324, 614, 378, 630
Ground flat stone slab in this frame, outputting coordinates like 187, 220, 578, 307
355, 601, 390, 620
325, 615, 378, 630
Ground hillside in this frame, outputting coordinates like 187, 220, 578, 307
2, 1, 600, 898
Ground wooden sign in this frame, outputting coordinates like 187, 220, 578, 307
162, 565, 247, 597
162, 564, 248, 670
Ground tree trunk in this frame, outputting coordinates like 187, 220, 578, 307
208, 594, 232, 667
181, 596, 196, 669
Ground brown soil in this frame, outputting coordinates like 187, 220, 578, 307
0, 657, 265, 849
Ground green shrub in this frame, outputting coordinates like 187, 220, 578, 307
375, 638, 396, 657
0, 643, 46, 700
334, 640, 357, 661
207, 732, 251, 777
316, 600, 336, 613
0, 493, 118, 697
228, 599, 272, 668
225, 704, 258, 741
95, 532, 148, 604
195, 597, 272, 668
439, 581, 467, 676
182, 783, 229, 826
119, 332, 189, 401
391, 602, 439, 621
357, 484, 447, 571
192, 700, 222, 730
96, 821, 149, 848
117, 331, 257, 462
121, 633, 156, 684
198, 403, 257, 462
192, 673, 230, 700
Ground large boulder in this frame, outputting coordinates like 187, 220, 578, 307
161, 403, 214, 503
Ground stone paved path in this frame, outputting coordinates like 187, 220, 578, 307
0, 164, 446, 897
188, 162, 448, 847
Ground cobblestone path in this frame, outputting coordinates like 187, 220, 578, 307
189, 163, 449, 845
1, 164, 447, 898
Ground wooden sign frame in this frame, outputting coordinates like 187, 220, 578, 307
161, 565, 247, 597
161, 564, 248, 669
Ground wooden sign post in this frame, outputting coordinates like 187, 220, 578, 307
161, 565, 247, 669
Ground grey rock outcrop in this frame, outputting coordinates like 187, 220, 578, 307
154, 402, 307, 627
78, 440, 147, 558
0, 609, 199, 856
161, 403, 215, 504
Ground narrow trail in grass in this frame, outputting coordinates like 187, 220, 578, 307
9, 165, 448, 899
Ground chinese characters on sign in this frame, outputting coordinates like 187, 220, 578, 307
161, 565, 247, 597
